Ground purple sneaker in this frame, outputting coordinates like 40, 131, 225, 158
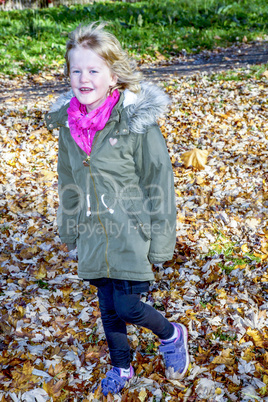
159, 323, 190, 379
101, 366, 134, 396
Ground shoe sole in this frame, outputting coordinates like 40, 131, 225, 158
165, 323, 190, 380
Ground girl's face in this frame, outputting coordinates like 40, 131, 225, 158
69, 46, 117, 112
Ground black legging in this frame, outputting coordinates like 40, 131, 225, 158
92, 278, 174, 368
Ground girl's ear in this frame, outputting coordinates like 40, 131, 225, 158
110, 73, 118, 87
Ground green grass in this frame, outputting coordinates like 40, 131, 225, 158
207, 232, 262, 274
210, 63, 268, 81
212, 328, 237, 342
0, 0, 268, 76
35, 279, 49, 289
145, 340, 158, 355
1, 224, 10, 232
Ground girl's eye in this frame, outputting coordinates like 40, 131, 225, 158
90, 70, 98, 74
71, 70, 80, 74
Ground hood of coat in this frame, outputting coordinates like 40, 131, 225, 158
48, 82, 170, 134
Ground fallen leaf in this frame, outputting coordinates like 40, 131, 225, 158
181, 148, 209, 170
212, 348, 235, 366
247, 328, 264, 347
138, 388, 147, 402
241, 244, 250, 253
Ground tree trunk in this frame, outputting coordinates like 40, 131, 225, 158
39, 0, 49, 7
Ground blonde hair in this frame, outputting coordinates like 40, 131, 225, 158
65, 22, 142, 93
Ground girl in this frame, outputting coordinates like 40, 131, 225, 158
46, 22, 189, 396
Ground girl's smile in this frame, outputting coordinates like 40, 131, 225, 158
69, 46, 117, 112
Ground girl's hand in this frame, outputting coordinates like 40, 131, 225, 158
62, 243, 76, 252
153, 262, 165, 269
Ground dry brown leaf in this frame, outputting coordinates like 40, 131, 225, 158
212, 348, 235, 366
181, 148, 209, 170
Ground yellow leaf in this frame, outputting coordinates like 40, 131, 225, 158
215, 388, 222, 395
138, 388, 147, 402
35, 263, 47, 279
22, 361, 33, 375
259, 386, 267, 396
247, 328, 264, 347
17, 306, 25, 317
7, 160, 17, 167
253, 252, 267, 260
195, 176, 204, 185
235, 263, 247, 269
181, 148, 209, 170
263, 375, 268, 385
217, 289, 227, 299
38, 169, 56, 182
241, 244, 250, 253
228, 383, 240, 393
242, 347, 255, 362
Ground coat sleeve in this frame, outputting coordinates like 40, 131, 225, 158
56, 128, 81, 244
45, 99, 80, 245
134, 124, 177, 264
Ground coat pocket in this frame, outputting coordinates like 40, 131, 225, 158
127, 202, 151, 241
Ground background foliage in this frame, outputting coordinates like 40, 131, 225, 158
0, 0, 268, 76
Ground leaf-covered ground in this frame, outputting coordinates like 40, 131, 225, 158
0, 66, 268, 401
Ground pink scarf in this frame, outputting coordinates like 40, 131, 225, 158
67, 90, 120, 155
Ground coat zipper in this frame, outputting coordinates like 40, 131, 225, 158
86, 132, 110, 278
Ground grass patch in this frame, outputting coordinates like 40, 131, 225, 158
1, 224, 10, 232
212, 328, 237, 342
0, 0, 268, 76
35, 279, 49, 289
207, 232, 262, 274
210, 63, 268, 81
145, 340, 158, 355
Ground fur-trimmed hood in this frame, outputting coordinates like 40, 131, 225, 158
48, 82, 170, 134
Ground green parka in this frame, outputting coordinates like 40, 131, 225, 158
45, 83, 176, 281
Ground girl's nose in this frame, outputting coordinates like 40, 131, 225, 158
80, 71, 90, 83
